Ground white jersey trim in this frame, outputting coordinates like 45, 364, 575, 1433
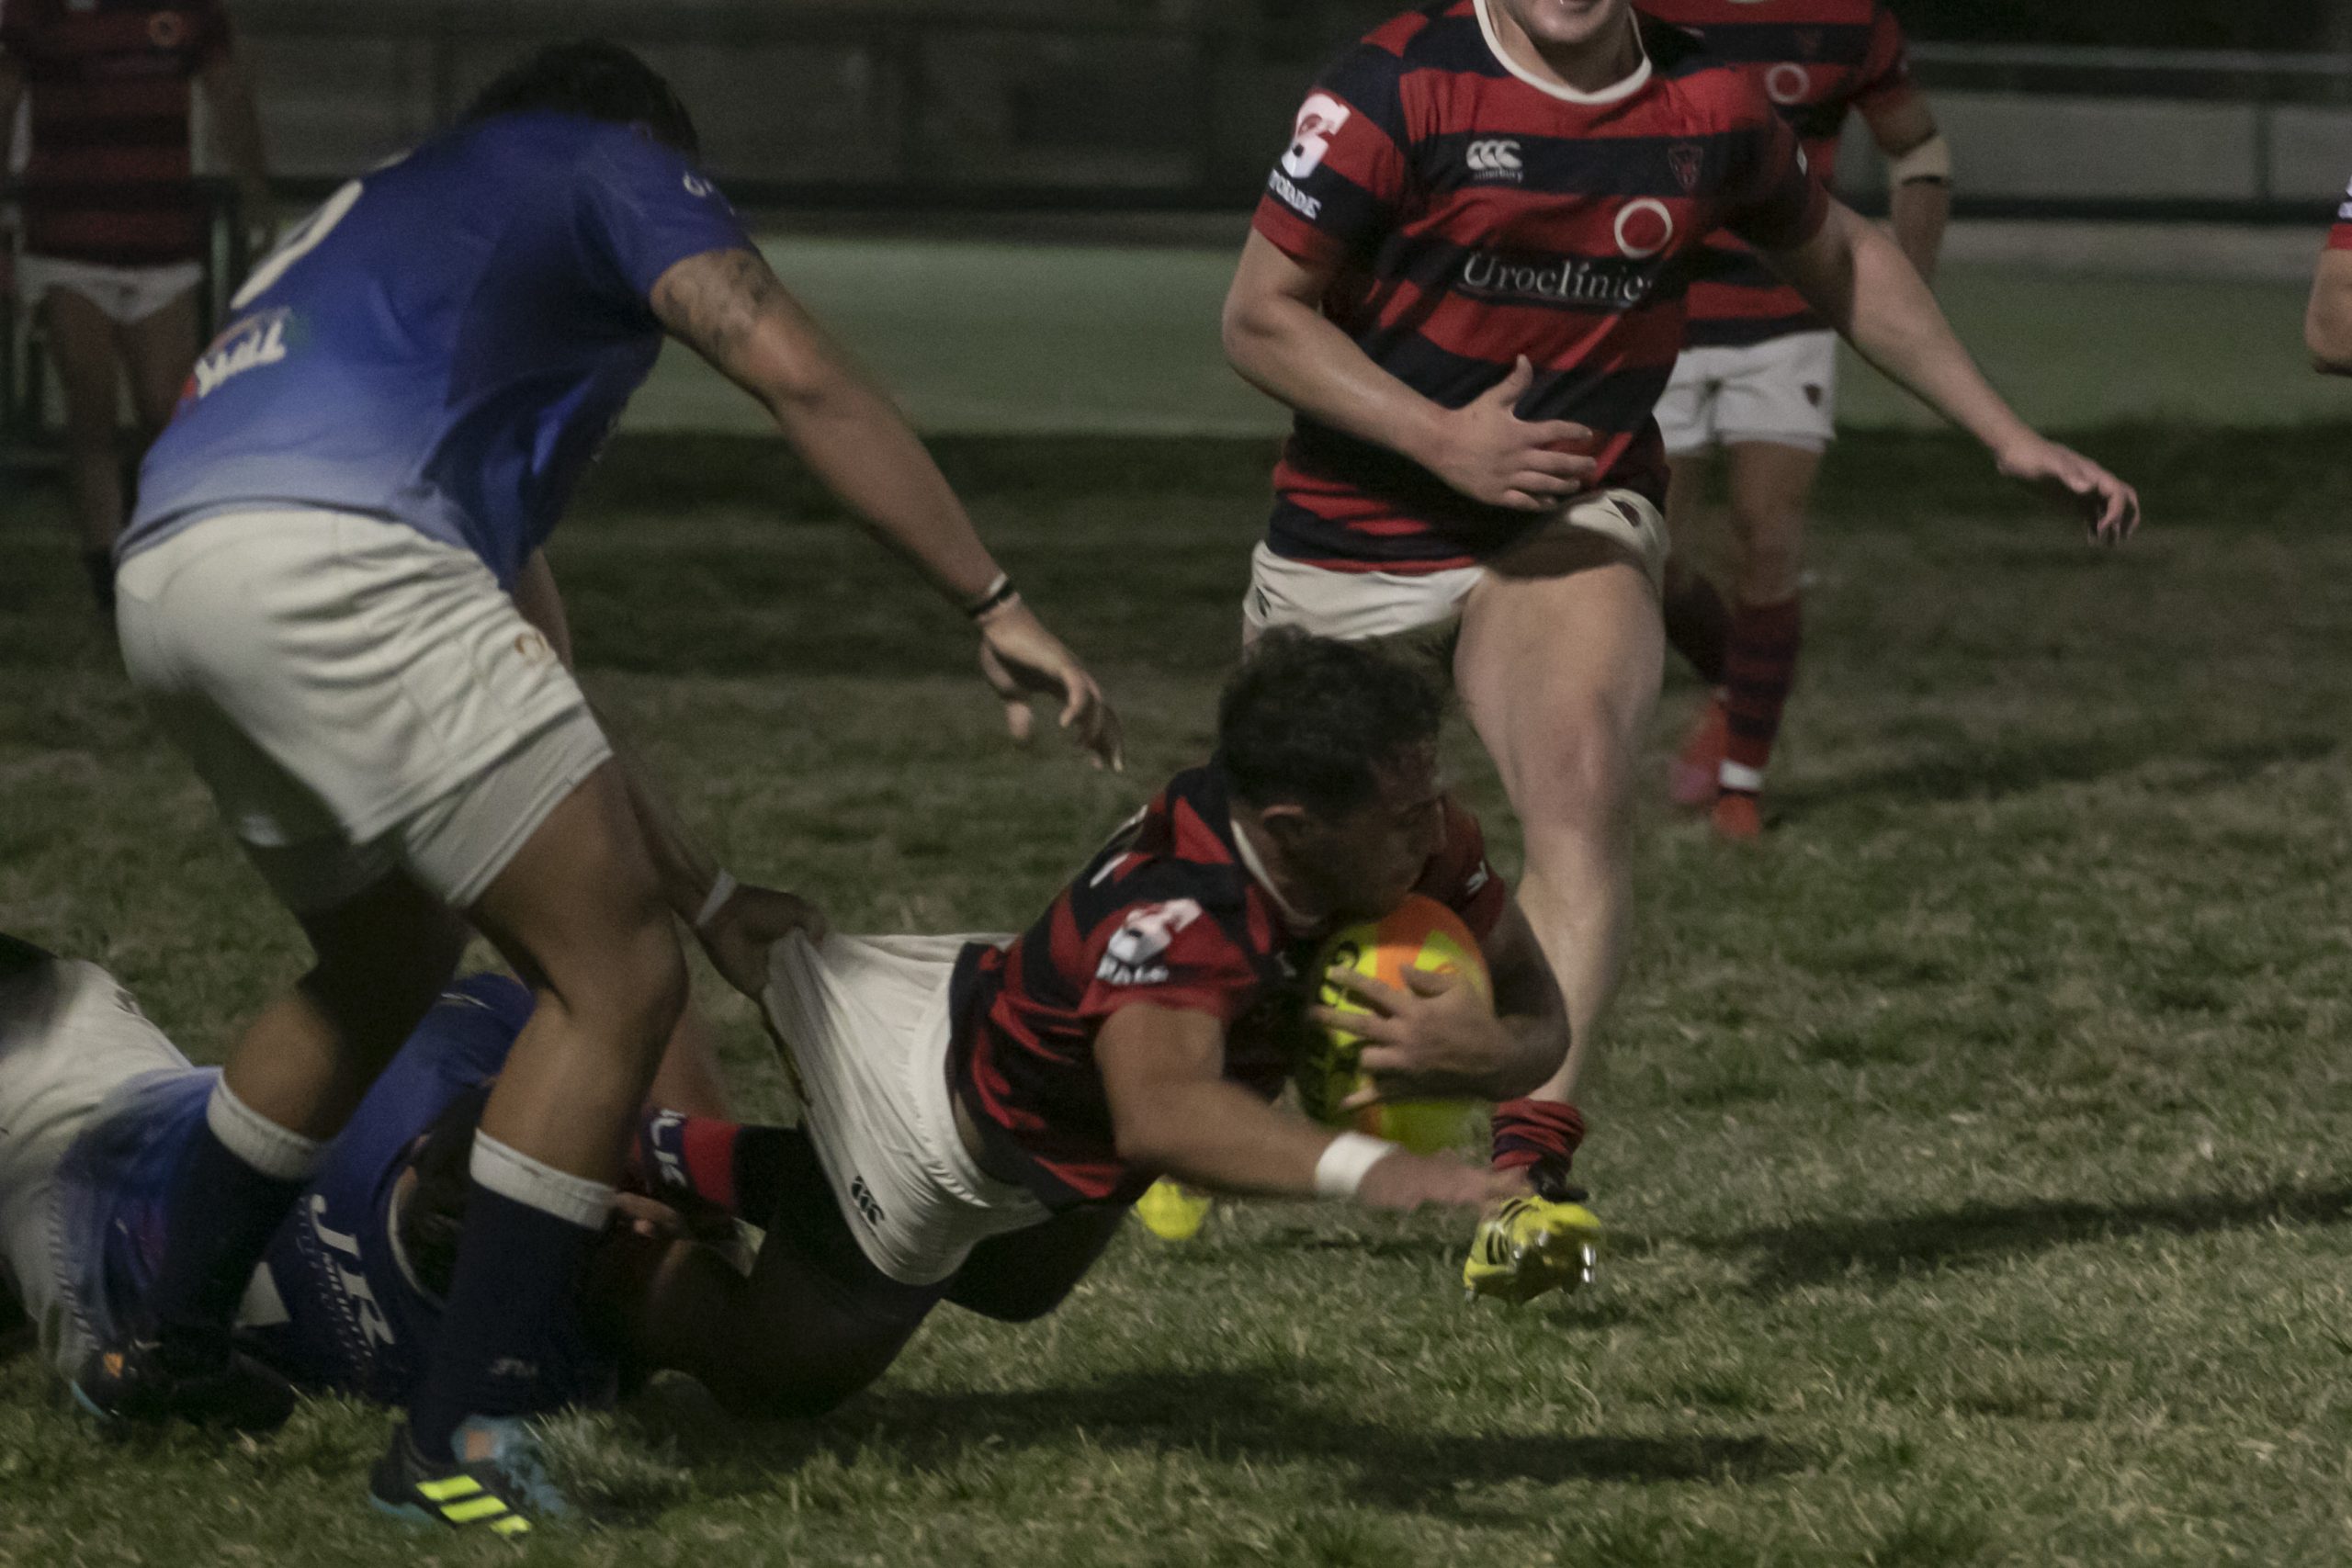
1473, 0, 1654, 107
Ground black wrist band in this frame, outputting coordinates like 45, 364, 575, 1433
966, 575, 1019, 620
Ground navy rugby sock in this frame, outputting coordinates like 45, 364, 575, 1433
147, 1082, 321, 1370
407, 1135, 611, 1463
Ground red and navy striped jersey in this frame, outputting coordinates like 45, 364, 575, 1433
1641, 0, 1916, 348
949, 762, 1509, 1210
1249, 4, 1825, 573
0, 0, 233, 266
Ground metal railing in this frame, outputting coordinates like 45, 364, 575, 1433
218, 8, 2352, 222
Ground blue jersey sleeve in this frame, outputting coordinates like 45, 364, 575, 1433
572, 127, 755, 306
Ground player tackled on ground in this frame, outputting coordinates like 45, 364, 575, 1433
2, 636, 1589, 1453
78, 40, 1118, 1531
1221, 0, 2137, 1296
1642, 0, 1950, 839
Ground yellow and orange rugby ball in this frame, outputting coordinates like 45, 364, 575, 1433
1297, 894, 1490, 1156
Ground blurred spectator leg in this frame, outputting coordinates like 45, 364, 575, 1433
116, 288, 200, 560
39, 285, 129, 611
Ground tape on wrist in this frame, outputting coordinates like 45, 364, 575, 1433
694, 870, 739, 931
1315, 1132, 1395, 1199
1888, 133, 1951, 187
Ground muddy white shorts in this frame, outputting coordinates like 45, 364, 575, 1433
1655, 330, 1838, 457
0, 958, 189, 1379
116, 510, 612, 914
1242, 488, 1668, 671
761, 933, 1048, 1287
17, 255, 202, 325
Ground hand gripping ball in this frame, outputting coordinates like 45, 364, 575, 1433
1296, 894, 1490, 1156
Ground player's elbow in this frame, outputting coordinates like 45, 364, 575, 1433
1219, 285, 1293, 381
1493, 1019, 1570, 1101
2307, 306, 2352, 377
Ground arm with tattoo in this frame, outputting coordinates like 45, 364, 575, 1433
650, 246, 1121, 767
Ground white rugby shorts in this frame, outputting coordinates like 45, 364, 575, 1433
116, 509, 613, 914
1655, 330, 1839, 457
17, 255, 202, 326
1242, 487, 1668, 660
761, 933, 1048, 1287
0, 957, 189, 1379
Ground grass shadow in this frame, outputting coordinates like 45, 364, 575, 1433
1717, 1181, 2352, 1297
678, 1366, 1804, 1519
1778, 729, 2336, 813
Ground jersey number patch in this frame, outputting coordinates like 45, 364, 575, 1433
1281, 93, 1352, 181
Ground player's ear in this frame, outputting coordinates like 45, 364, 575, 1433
1256, 801, 1317, 854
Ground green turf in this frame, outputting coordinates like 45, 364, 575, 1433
618, 235, 2343, 438
7, 424, 2352, 1563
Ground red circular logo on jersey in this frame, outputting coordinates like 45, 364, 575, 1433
1613, 199, 1676, 260
1766, 63, 1813, 105
148, 11, 187, 50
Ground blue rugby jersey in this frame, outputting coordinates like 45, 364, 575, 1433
120, 111, 753, 588
55, 973, 616, 1407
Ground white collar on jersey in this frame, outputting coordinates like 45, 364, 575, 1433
1473, 0, 1654, 106
1229, 816, 1320, 934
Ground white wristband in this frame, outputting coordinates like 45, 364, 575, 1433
694, 870, 739, 931
1314, 1132, 1395, 1200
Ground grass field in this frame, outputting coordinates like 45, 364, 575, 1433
619, 234, 2337, 437
8, 419, 2352, 1564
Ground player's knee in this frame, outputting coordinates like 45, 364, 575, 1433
1728, 504, 1805, 600
1523, 701, 1639, 829
558, 915, 688, 1062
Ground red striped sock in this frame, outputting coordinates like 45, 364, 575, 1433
634, 1109, 788, 1222
1720, 595, 1802, 795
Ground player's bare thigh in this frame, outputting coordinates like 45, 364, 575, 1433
36, 286, 122, 441
114, 289, 200, 437
1722, 440, 1823, 605
1454, 528, 1665, 829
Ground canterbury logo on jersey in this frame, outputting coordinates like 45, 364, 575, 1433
1465, 140, 1524, 181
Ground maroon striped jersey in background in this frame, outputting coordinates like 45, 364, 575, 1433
2, 0, 232, 266
1639, 0, 1917, 349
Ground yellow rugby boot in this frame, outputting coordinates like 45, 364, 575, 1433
1134, 1179, 1215, 1242
1463, 1195, 1601, 1304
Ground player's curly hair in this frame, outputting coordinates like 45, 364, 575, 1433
461, 39, 700, 158
395, 1083, 495, 1302
1215, 629, 1444, 817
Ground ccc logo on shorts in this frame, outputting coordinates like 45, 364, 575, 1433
1466, 140, 1524, 181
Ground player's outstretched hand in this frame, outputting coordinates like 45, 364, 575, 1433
699, 884, 828, 998
1995, 434, 2141, 545
1314, 964, 1516, 1107
1355, 1148, 1515, 1213
1424, 355, 1599, 512
978, 600, 1125, 771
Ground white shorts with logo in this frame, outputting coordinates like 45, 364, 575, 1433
17, 255, 203, 326
0, 958, 189, 1379
761, 933, 1047, 1288
1655, 330, 1839, 457
116, 509, 613, 914
1242, 488, 1668, 671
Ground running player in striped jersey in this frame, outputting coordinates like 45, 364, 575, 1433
0, 0, 271, 608
1644, 0, 1949, 839
2304, 174, 2352, 375
1223, 0, 2136, 1295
